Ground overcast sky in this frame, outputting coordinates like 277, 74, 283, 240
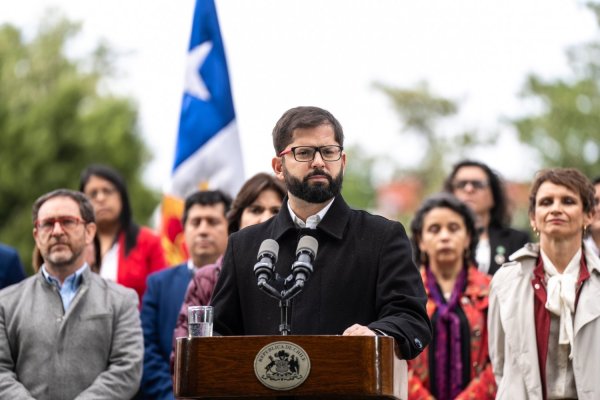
1, 0, 597, 189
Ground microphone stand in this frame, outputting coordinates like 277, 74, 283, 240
255, 235, 317, 336
257, 276, 307, 336
278, 299, 292, 336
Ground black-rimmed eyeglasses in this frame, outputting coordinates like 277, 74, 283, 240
278, 145, 343, 162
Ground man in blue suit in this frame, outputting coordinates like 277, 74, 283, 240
0, 243, 26, 289
138, 190, 231, 400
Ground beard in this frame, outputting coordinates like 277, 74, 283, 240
42, 241, 83, 268
283, 167, 343, 203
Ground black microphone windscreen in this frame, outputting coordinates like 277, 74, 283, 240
258, 239, 279, 262
296, 236, 318, 258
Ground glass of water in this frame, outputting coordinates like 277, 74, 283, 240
188, 305, 213, 337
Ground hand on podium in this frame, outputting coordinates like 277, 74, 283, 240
343, 323, 376, 336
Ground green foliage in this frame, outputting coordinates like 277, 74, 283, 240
0, 13, 158, 275
374, 81, 458, 134
341, 145, 377, 210
374, 81, 483, 194
511, 2, 600, 178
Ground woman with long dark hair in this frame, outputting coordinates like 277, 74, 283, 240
408, 193, 496, 399
80, 164, 166, 302
444, 160, 530, 275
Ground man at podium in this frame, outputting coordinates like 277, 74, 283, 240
210, 106, 432, 360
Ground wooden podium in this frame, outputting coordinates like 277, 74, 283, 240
174, 335, 407, 399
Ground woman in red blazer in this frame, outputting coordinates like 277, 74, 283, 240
80, 164, 166, 303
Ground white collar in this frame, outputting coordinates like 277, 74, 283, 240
187, 259, 195, 271
287, 198, 335, 229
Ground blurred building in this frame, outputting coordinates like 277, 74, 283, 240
375, 177, 531, 230
376, 177, 424, 220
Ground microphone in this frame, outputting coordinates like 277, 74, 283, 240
254, 236, 318, 335
254, 239, 279, 287
291, 236, 318, 286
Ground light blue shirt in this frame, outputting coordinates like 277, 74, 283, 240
41, 263, 88, 311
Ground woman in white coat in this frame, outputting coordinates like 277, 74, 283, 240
488, 168, 600, 399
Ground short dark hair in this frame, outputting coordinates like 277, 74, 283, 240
272, 106, 344, 154
410, 193, 479, 267
529, 168, 596, 216
591, 176, 600, 186
443, 159, 510, 228
32, 189, 95, 224
227, 173, 286, 233
182, 190, 232, 227
79, 164, 139, 255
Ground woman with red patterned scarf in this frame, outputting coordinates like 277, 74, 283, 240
489, 168, 600, 399
408, 193, 496, 400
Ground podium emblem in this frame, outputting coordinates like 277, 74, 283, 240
254, 341, 311, 390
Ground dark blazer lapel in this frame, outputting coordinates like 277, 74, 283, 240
271, 197, 297, 241
314, 196, 350, 240
174, 263, 193, 294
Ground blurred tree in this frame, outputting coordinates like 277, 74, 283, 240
341, 145, 377, 210
374, 81, 485, 195
0, 12, 158, 275
512, 2, 600, 177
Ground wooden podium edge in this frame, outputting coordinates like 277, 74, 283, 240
174, 335, 407, 399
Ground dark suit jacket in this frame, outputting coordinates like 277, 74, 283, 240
139, 263, 192, 400
0, 244, 25, 290
487, 225, 530, 275
210, 196, 432, 360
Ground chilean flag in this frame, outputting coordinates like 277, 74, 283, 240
161, 0, 244, 265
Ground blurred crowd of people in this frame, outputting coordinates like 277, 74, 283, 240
1, 106, 600, 400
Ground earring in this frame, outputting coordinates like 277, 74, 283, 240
583, 225, 588, 236
533, 226, 539, 237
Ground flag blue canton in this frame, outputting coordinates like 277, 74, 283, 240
173, 0, 236, 171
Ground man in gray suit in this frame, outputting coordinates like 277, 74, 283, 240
0, 189, 143, 399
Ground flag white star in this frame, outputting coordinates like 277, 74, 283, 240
184, 41, 213, 101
